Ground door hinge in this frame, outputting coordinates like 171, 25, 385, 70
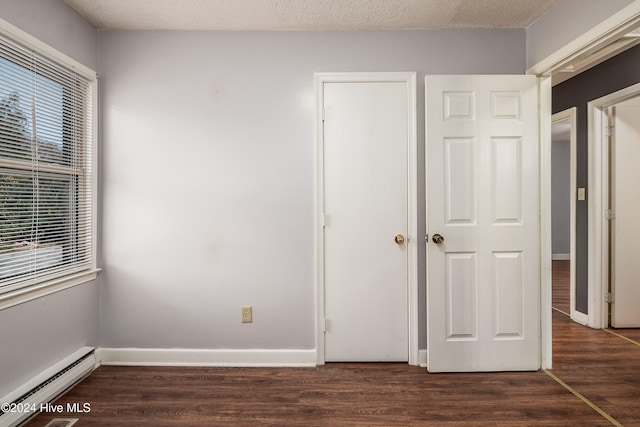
320, 213, 326, 228
322, 318, 328, 333
605, 126, 615, 137
605, 209, 615, 220
605, 293, 614, 304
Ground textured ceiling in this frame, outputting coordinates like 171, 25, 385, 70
64, 0, 557, 31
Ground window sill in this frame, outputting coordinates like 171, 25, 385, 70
0, 268, 101, 311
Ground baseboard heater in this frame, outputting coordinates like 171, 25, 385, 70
0, 347, 95, 427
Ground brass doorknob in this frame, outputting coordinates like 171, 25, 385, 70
394, 234, 405, 244
432, 234, 444, 244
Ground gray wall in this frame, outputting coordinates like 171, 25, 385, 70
0, 284, 100, 397
551, 139, 571, 256
553, 43, 640, 314
0, 0, 98, 70
98, 29, 526, 351
0, 0, 99, 398
526, 0, 635, 69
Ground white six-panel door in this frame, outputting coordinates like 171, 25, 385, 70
426, 75, 540, 372
322, 79, 411, 362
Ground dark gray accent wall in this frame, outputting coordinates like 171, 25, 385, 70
552, 139, 571, 256
552, 44, 640, 314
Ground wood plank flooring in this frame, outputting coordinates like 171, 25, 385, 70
24, 364, 611, 426
23, 261, 640, 426
552, 311, 640, 426
550, 260, 640, 426
552, 259, 570, 315
609, 327, 640, 344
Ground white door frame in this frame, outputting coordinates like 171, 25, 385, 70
587, 82, 640, 329
528, 1, 640, 369
527, 3, 640, 78
551, 108, 585, 325
314, 72, 418, 365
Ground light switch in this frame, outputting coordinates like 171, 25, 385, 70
578, 188, 586, 201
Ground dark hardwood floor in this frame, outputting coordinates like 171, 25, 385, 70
552, 259, 570, 315
551, 259, 640, 426
23, 262, 639, 426
24, 364, 612, 426
609, 327, 640, 344
552, 311, 640, 426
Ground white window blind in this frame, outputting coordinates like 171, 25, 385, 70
0, 29, 95, 294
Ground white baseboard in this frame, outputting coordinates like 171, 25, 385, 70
97, 348, 317, 367
552, 253, 570, 260
418, 349, 427, 368
571, 310, 589, 326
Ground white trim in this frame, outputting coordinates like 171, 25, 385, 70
418, 349, 427, 368
97, 348, 317, 367
406, 74, 419, 366
314, 72, 418, 366
0, 17, 96, 80
0, 18, 100, 309
91, 77, 99, 273
552, 254, 570, 261
539, 77, 553, 370
314, 73, 325, 365
0, 269, 100, 311
588, 100, 605, 329
552, 107, 579, 323
572, 310, 589, 326
587, 82, 640, 329
527, 1, 640, 77
552, 37, 640, 86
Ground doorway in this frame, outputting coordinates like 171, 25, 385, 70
588, 83, 640, 329
551, 109, 583, 324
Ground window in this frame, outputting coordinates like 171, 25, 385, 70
0, 24, 96, 298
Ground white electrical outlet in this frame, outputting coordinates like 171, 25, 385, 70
241, 306, 252, 323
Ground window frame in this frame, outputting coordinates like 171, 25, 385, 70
0, 18, 98, 310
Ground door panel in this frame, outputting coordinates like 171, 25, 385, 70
611, 102, 640, 327
445, 137, 476, 224
426, 75, 540, 372
493, 251, 524, 338
492, 137, 522, 223
323, 81, 409, 362
445, 252, 477, 340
